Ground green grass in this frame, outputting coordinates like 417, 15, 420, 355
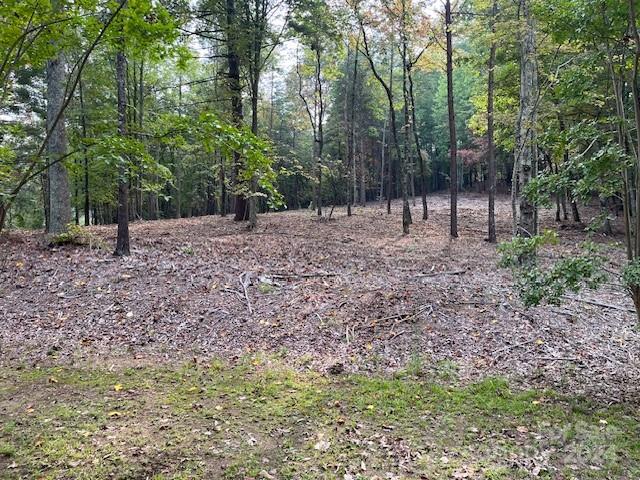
0, 361, 638, 479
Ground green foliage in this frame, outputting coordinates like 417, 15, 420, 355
622, 259, 640, 292
497, 229, 558, 268
498, 233, 607, 307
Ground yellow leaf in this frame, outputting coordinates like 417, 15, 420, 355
114, 384, 123, 392
108, 411, 122, 417
187, 386, 198, 393
536, 339, 544, 345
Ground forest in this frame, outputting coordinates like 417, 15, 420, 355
1, 0, 640, 478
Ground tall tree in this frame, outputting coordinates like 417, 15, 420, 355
357, 7, 412, 233
514, 0, 538, 241
486, 0, 497, 243
114, 0, 130, 256
45, 0, 72, 236
445, 0, 457, 238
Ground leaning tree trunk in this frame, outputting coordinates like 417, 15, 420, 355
515, 0, 538, 241
46, 0, 72, 236
114, 18, 130, 257
446, 0, 458, 238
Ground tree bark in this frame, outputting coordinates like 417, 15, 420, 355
114, 10, 130, 256
487, 0, 497, 243
46, 0, 72, 236
227, 0, 247, 221
79, 76, 90, 226
515, 0, 538, 241
446, 0, 458, 238
407, 63, 428, 220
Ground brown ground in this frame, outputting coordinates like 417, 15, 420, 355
1, 194, 638, 403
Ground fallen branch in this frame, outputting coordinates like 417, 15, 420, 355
388, 329, 407, 340
563, 295, 635, 313
417, 269, 466, 278
370, 304, 433, 329
492, 337, 539, 359
532, 356, 582, 362
268, 271, 339, 279
239, 272, 253, 314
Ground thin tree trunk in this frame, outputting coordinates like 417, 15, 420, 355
379, 114, 387, 204
387, 44, 394, 215
487, 0, 497, 242
407, 64, 428, 220
446, 0, 458, 238
315, 48, 324, 217
348, 39, 359, 215
400, 4, 412, 233
359, 139, 366, 206
114, 21, 130, 256
79, 77, 90, 226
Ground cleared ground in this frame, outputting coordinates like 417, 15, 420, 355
1, 194, 639, 478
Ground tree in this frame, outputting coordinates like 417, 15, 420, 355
45, 0, 72, 236
355, 0, 412, 233
114, 0, 130, 256
445, 0, 457, 238
486, 0, 497, 243
513, 0, 538, 242
289, 0, 340, 217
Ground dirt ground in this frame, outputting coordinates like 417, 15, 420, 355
1, 193, 638, 403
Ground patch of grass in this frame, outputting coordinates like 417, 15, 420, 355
0, 361, 638, 479
48, 224, 108, 249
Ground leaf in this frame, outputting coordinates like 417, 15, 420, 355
114, 384, 123, 392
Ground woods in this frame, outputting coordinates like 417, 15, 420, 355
2, 0, 640, 478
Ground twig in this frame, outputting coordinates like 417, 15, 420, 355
563, 295, 635, 313
268, 271, 338, 279
492, 337, 538, 358
388, 329, 407, 340
532, 356, 582, 362
417, 269, 466, 277
239, 272, 253, 314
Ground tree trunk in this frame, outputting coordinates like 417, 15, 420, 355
386, 45, 394, 215
79, 77, 90, 226
400, 7, 412, 234
407, 64, 428, 220
359, 139, 366, 206
446, 0, 458, 238
379, 114, 387, 204
114, 18, 130, 256
46, 1, 72, 236
227, 0, 247, 222
515, 0, 538, 241
315, 48, 324, 217
348, 41, 359, 216
487, 0, 497, 242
